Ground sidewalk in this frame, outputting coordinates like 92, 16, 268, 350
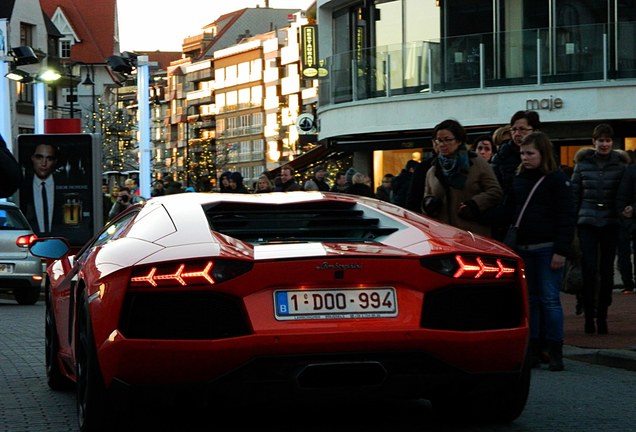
562, 289, 636, 371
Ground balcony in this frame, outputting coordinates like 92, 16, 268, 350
319, 22, 636, 107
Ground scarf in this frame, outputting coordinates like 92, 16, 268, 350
437, 145, 470, 189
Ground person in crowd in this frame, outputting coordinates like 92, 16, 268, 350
471, 134, 497, 162
507, 131, 576, 371
303, 165, 330, 191
254, 174, 274, 193
151, 179, 165, 197
492, 124, 512, 149
228, 172, 249, 193
163, 177, 184, 194
330, 171, 348, 193
102, 184, 112, 224
571, 123, 629, 335
421, 119, 502, 237
275, 165, 301, 191
375, 173, 394, 202
405, 144, 439, 213
218, 171, 232, 192
346, 172, 375, 198
391, 159, 420, 208
124, 178, 141, 197
108, 187, 136, 221
490, 110, 542, 240
0, 133, 22, 198
344, 167, 357, 190
615, 152, 636, 294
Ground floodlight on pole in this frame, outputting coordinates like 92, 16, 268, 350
4, 68, 32, 82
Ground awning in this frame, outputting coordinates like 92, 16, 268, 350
267, 144, 350, 178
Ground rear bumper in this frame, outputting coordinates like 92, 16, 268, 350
97, 327, 528, 394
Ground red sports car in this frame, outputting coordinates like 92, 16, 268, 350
31, 191, 530, 431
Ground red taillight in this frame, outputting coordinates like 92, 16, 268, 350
421, 254, 517, 280
453, 255, 515, 279
130, 259, 253, 288
16, 234, 37, 248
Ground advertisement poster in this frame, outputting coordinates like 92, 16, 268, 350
17, 134, 100, 248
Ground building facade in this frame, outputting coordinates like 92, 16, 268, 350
315, 0, 636, 189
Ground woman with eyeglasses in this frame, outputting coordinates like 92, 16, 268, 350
421, 119, 502, 237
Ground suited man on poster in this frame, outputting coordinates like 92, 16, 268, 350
21, 142, 64, 236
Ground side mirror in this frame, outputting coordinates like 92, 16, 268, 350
29, 237, 71, 260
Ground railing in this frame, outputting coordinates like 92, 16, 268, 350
319, 22, 636, 107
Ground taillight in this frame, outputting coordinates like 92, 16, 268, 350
17, 234, 37, 248
421, 254, 517, 279
130, 259, 253, 288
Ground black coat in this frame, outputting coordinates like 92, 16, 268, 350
571, 148, 629, 227
508, 169, 576, 257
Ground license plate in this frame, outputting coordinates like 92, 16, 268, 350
274, 288, 397, 320
0, 264, 14, 273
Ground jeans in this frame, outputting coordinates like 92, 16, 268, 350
577, 224, 619, 311
517, 246, 564, 342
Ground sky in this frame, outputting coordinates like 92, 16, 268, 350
117, 0, 314, 52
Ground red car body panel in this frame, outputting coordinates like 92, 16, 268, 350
43, 192, 529, 405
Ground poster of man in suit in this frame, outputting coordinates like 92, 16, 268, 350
17, 134, 100, 248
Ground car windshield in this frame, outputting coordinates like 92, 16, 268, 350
0, 208, 31, 230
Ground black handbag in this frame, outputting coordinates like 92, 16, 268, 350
504, 177, 545, 250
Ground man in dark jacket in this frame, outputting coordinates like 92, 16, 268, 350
275, 165, 301, 192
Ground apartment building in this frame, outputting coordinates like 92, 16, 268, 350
165, 7, 318, 191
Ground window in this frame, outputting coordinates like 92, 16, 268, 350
60, 39, 72, 58
20, 23, 33, 47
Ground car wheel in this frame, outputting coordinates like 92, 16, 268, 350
76, 290, 111, 432
14, 286, 41, 305
432, 361, 531, 424
45, 285, 73, 390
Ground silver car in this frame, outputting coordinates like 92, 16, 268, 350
0, 202, 44, 305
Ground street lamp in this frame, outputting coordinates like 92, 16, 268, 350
1, 42, 40, 149
81, 65, 96, 132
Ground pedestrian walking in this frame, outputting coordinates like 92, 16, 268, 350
571, 123, 630, 335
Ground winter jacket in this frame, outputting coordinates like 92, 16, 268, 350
571, 148, 629, 227
424, 152, 503, 237
391, 169, 413, 207
509, 169, 576, 257
491, 139, 520, 196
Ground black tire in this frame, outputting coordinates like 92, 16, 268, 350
432, 361, 531, 424
14, 286, 41, 305
45, 284, 73, 390
76, 290, 111, 432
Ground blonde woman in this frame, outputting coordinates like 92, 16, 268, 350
254, 175, 274, 193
